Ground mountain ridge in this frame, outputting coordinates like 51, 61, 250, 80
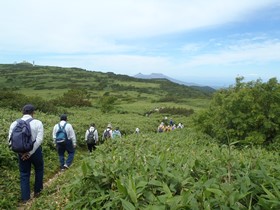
133, 73, 216, 92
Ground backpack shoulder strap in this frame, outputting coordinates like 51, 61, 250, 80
62, 122, 67, 129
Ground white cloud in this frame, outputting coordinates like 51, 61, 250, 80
185, 39, 280, 67
0, 0, 279, 52
0, 0, 280, 86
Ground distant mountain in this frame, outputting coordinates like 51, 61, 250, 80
134, 73, 198, 86
133, 73, 216, 93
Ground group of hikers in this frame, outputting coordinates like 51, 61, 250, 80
7, 104, 122, 203
84, 123, 122, 152
157, 117, 184, 133
7, 104, 183, 204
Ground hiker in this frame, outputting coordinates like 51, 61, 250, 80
52, 114, 76, 171
165, 125, 172, 132
169, 118, 174, 126
112, 127, 122, 139
161, 116, 168, 126
8, 104, 44, 203
102, 123, 113, 142
177, 123, 184, 129
157, 122, 165, 133
85, 123, 98, 153
135, 127, 140, 134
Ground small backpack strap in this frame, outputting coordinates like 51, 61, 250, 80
62, 122, 67, 129
26, 118, 33, 123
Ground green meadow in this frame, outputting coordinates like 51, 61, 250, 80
0, 63, 279, 209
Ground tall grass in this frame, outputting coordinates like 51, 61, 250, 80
30, 129, 280, 209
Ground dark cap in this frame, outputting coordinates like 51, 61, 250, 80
22, 104, 35, 114
60, 114, 67, 121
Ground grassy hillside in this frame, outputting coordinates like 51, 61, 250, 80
0, 63, 213, 102
1, 63, 279, 209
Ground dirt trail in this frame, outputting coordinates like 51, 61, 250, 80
17, 170, 63, 210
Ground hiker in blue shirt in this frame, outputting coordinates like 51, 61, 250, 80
52, 114, 76, 171
8, 104, 44, 203
112, 127, 122, 139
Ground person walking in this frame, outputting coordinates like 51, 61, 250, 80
85, 123, 98, 153
112, 127, 122, 139
8, 104, 44, 203
102, 123, 113, 142
52, 114, 76, 171
135, 127, 140, 134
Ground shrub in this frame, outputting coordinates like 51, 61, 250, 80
51, 89, 92, 108
193, 77, 280, 145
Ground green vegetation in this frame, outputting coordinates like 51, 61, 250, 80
193, 77, 280, 146
0, 63, 279, 209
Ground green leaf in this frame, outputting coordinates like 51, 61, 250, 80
261, 185, 276, 199
206, 188, 224, 197
148, 179, 162, 187
116, 179, 127, 196
121, 198, 136, 210
127, 176, 138, 204
162, 182, 172, 198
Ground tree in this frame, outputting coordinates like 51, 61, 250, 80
98, 95, 117, 113
193, 77, 280, 145
52, 89, 91, 107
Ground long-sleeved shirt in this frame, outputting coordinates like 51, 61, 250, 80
102, 128, 112, 140
52, 120, 76, 146
85, 126, 99, 143
8, 114, 44, 156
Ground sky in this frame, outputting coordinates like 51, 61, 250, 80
0, 0, 280, 87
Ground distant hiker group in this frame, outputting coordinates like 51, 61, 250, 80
157, 117, 184, 133
84, 123, 122, 153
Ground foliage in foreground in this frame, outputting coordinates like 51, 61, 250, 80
31, 129, 280, 209
193, 77, 280, 146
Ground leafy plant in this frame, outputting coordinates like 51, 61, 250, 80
193, 77, 280, 145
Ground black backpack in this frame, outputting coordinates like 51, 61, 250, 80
103, 129, 111, 140
86, 129, 96, 144
55, 123, 68, 144
10, 118, 34, 153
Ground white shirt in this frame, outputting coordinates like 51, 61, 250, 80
85, 126, 99, 143
8, 114, 44, 156
52, 120, 77, 146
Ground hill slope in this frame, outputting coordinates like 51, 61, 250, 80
0, 63, 214, 101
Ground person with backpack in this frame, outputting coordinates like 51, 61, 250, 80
157, 122, 165, 133
52, 114, 76, 171
112, 127, 122, 139
8, 104, 44, 203
85, 123, 98, 153
102, 123, 113, 142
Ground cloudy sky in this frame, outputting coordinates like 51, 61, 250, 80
0, 0, 280, 86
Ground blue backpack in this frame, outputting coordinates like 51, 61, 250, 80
55, 123, 68, 144
10, 118, 34, 153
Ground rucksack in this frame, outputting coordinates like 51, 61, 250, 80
55, 123, 68, 144
103, 129, 111, 140
112, 130, 121, 139
10, 118, 34, 153
86, 129, 96, 144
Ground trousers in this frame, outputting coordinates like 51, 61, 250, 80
18, 146, 44, 201
57, 139, 75, 168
